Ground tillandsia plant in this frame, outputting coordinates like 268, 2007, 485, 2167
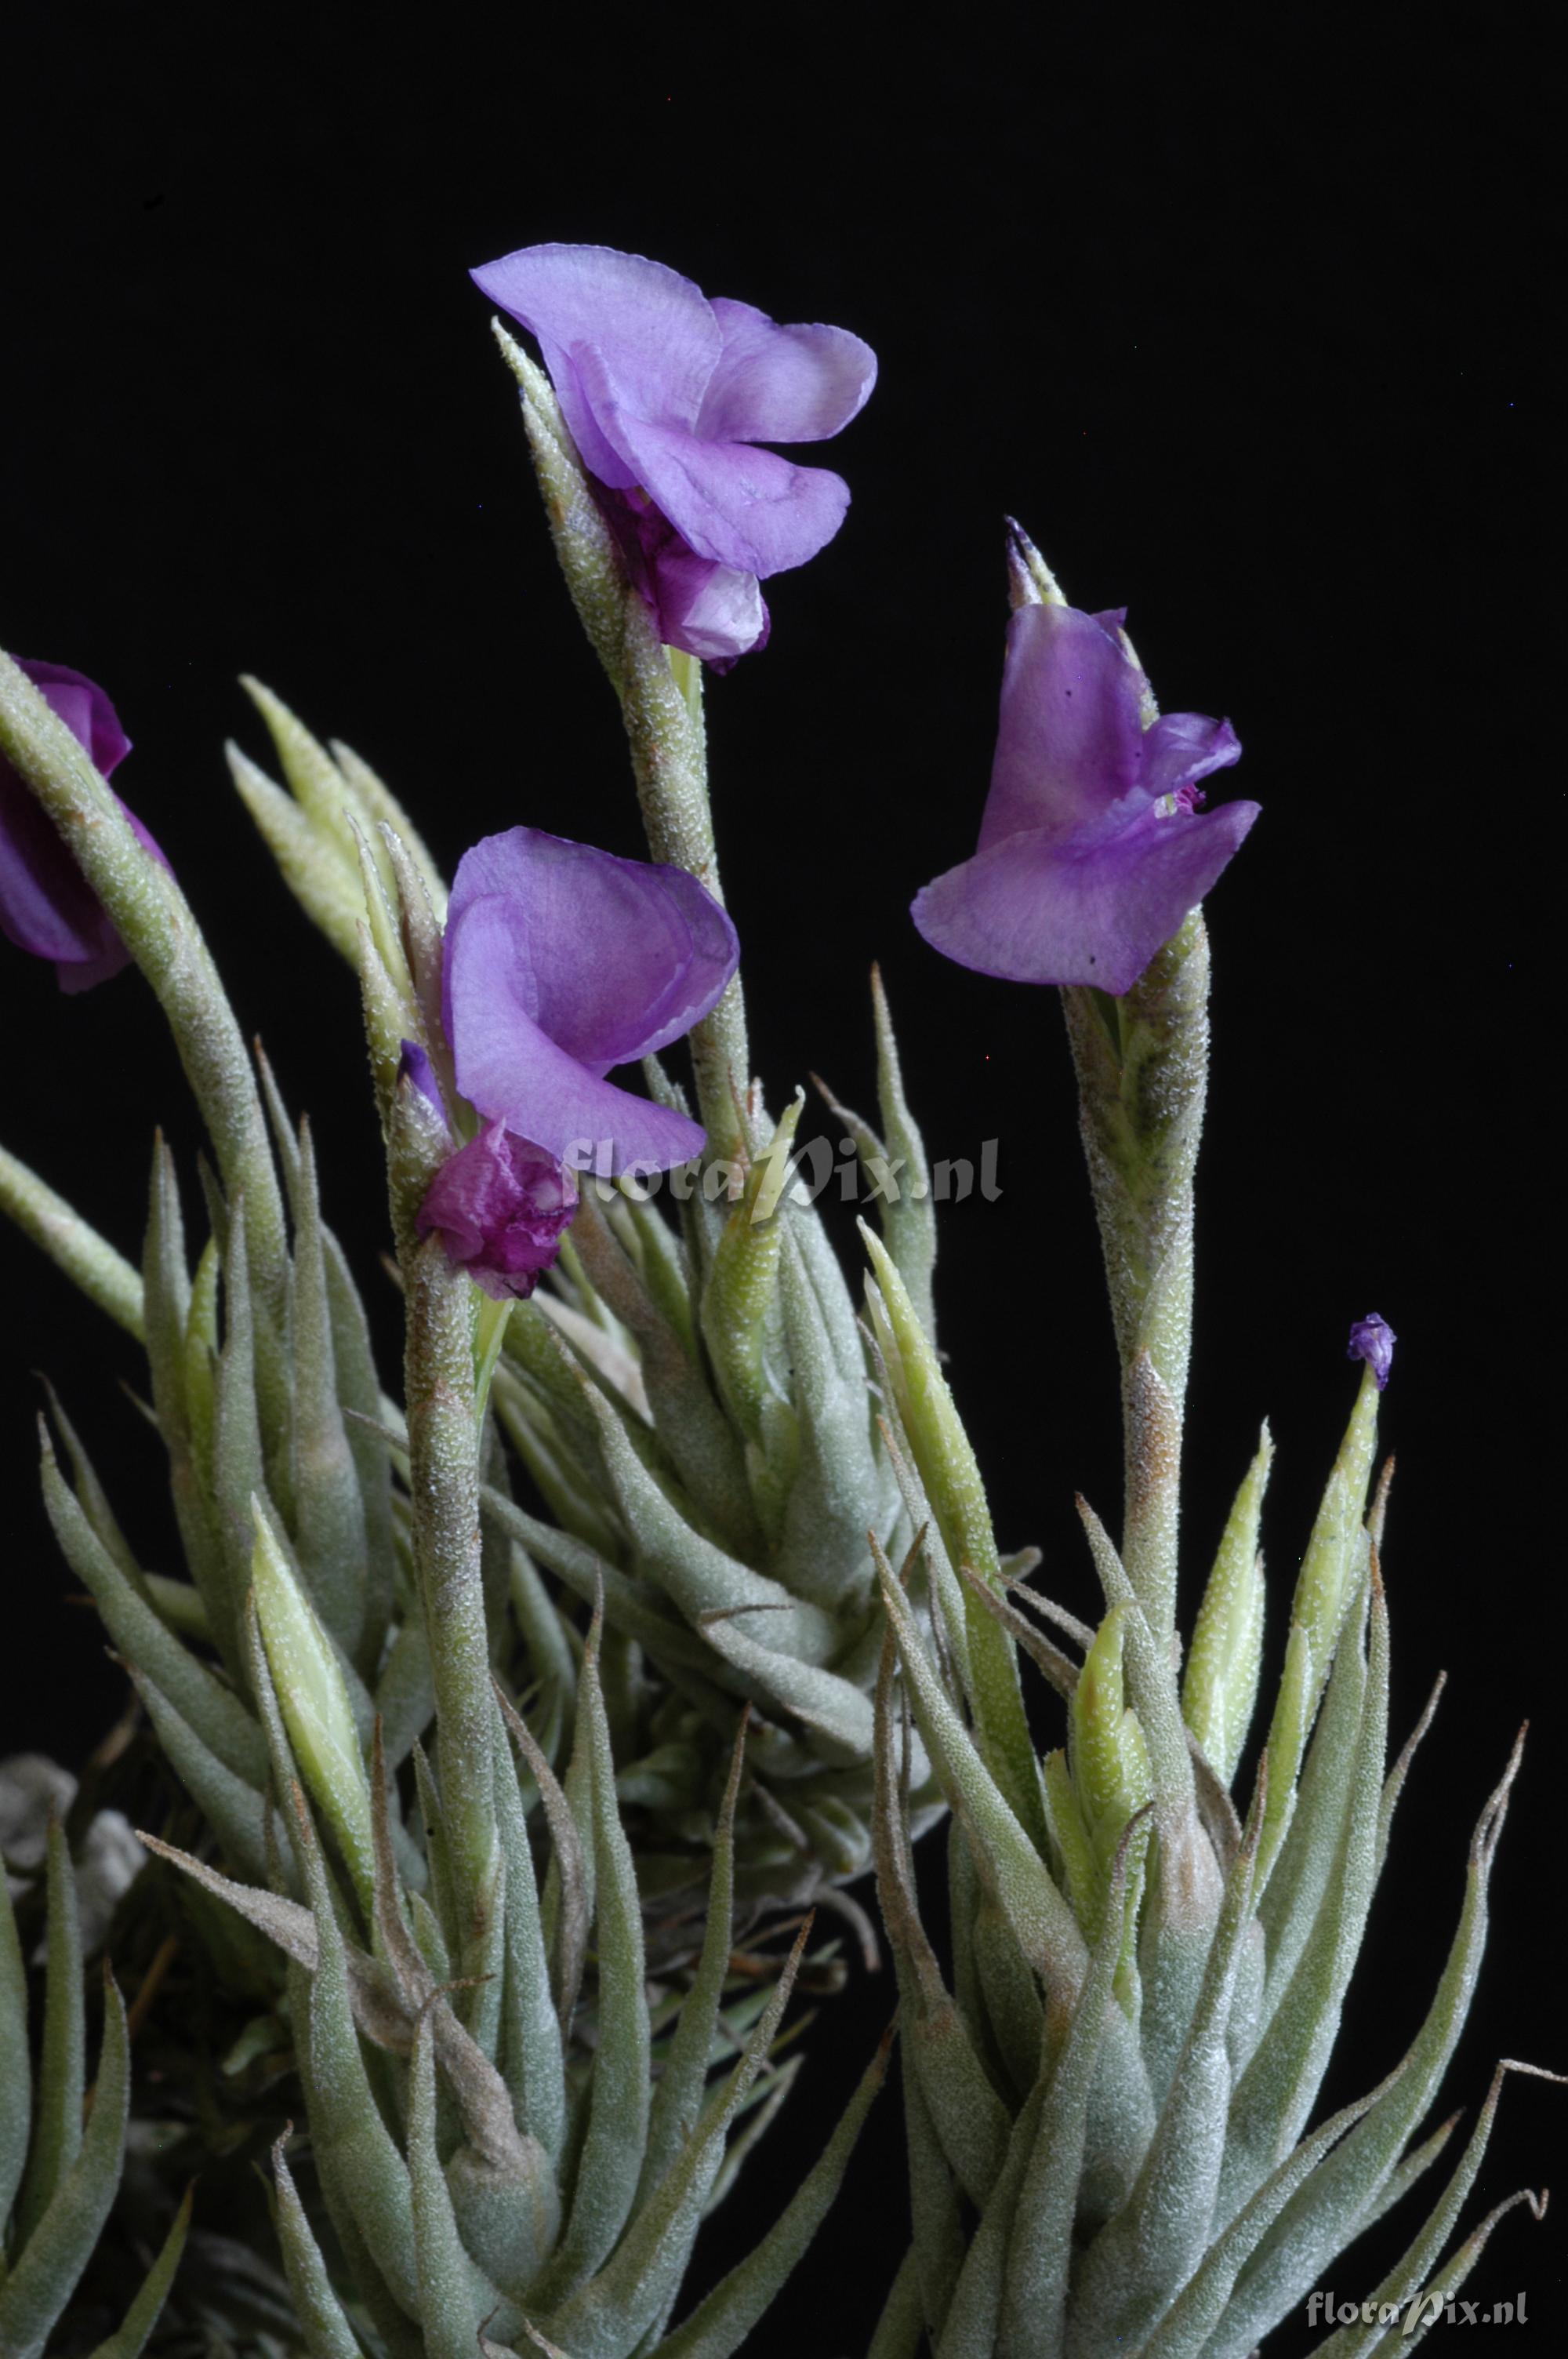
0, 238, 906, 2356
856, 526, 1559, 2358
215, 242, 935, 1922
0, 230, 1553, 2359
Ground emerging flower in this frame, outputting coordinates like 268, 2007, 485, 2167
442, 825, 739, 1178
911, 602, 1260, 994
1347, 1310, 1396, 1390
416, 1125, 578, 1302
0, 658, 165, 991
470, 242, 877, 666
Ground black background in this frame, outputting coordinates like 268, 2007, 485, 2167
2, 10, 1560, 2351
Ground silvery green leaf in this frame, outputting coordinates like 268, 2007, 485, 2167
1004, 1812, 1155, 2359
1073, 1499, 1192, 1812
484, 1694, 567, 2162
697, 1102, 794, 1443
0, 1966, 129, 2359
869, 964, 937, 1342
141, 1140, 236, 1670
934, 2063, 1044, 2359
1221, 1572, 1388, 2222
1257, 1372, 1381, 1888
902, 2045, 967, 2346
1310, 2059, 1563, 2357
572, 1190, 757, 1557
770, 1231, 881, 1612
227, 740, 368, 966
1181, 1426, 1271, 1786
82, 2179, 193, 2359
605, 1187, 697, 1361
120, 1660, 269, 1881
1206, 1730, 1525, 2357
875, 1536, 1079, 2008
506, 1541, 578, 1736
871, 1643, 1009, 2208
497, 1684, 587, 2052
1377, 1670, 1446, 1877
583, 1390, 873, 1758
212, 1194, 276, 1608
1355, 2108, 1459, 2236
866, 2245, 927, 2359
239, 677, 363, 872
288, 1121, 372, 1669
0, 1140, 145, 1339
545, 1925, 811, 2359
481, 1482, 720, 1699
637, 1720, 746, 2206
864, 1227, 1043, 1842
872, 1405, 973, 1708
250, 1499, 377, 1917
1257, 1580, 1371, 2019
1125, 2070, 1396, 2357
1356, 2186, 1548, 2354
336, 744, 448, 919
406, 2008, 499, 2358
528, 1634, 649, 2302
374, 1616, 436, 1772
11, 1822, 84, 2249
289, 1795, 419, 2321
648, 2026, 894, 2359
270, 2135, 368, 2359
39, 1426, 266, 1789
970, 1896, 1045, 2109
1074, 1781, 1265, 2355
38, 1387, 146, 1601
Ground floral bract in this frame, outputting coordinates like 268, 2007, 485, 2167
911, 600, 1260, 994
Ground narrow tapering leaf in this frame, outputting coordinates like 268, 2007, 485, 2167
0, 1968, 129, 2359
0, 1143, 144, 1337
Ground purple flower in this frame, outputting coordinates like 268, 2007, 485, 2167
416, 1123, 578, 1301
470, 242, 876, 666
441, 827, 739, 1178
0, 658, 165, 991
1347, 1312, 1396, 1390
911, 602, 1261, 994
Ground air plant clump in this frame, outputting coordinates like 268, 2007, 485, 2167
0, 245, 1552, 2357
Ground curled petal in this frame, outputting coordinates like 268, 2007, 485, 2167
601, 490, 768, 666
978, 605, 1148, 852
445, 828, 738, 1075
699, 298, 878, 445
913, 796, 1261, 995
417, 1125, 577, 1299
577, 353, 853, 578
471, 241, 720, 485
1138, 709, 1244, 804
